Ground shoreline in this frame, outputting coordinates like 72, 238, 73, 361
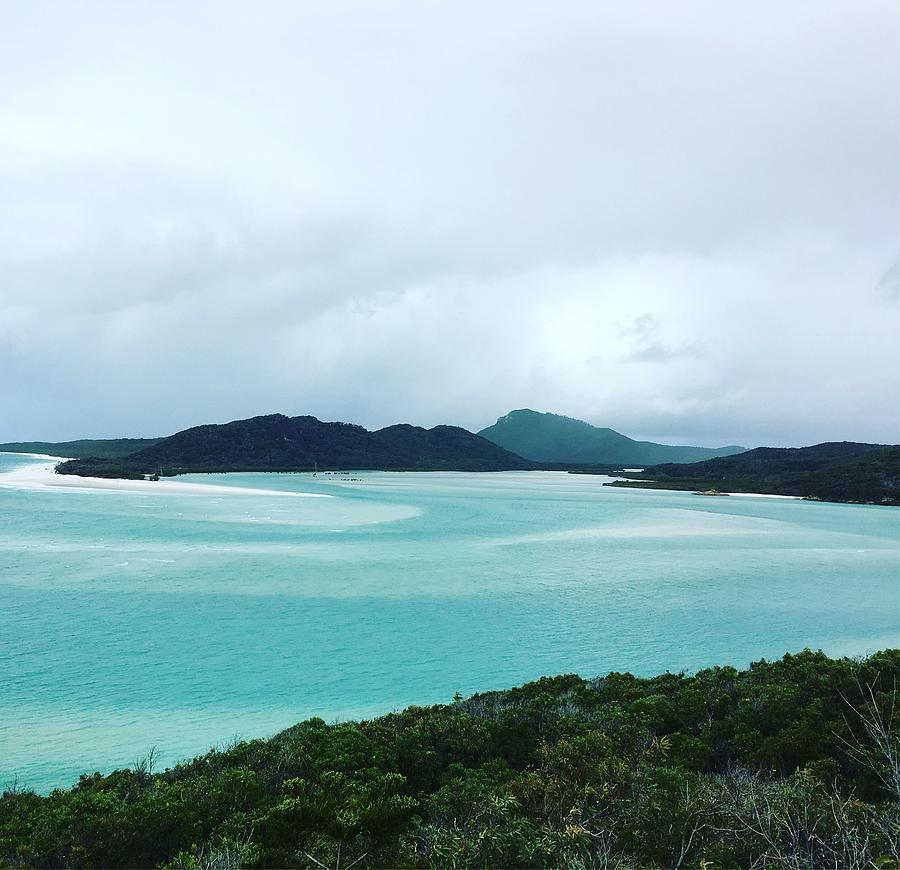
608, 478, 896, 505
0, 453, 331, 498
720, 491, 801, 500
604, 476, 803, 500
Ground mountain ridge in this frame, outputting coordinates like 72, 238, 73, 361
55, 413, 537, 478
479, 409, 746, 465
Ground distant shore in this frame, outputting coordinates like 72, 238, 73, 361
2, 453, 887, 505
0, 454, 330, 498
603, 478, 802, 500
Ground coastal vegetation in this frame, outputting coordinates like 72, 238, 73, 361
603, 443, 900, 505
0, 439, 162, 461
23, 414, 898, 505
2, 649, 898, 869
54, 415, 536, 479
478, 409, 746, 465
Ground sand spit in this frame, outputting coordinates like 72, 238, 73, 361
0, 454, 331, 498
722, 491, 802, 500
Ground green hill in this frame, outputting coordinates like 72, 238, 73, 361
56, 414, 536, 478
0, 438, 163, 460
608, 442, 900, 504
479, 409, 746, 465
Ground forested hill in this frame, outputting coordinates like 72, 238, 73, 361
2, 649, 897, 868
55, 414, 536, 478
608, 441, 900, 504
0, 438, 162, 460
479, 409, 746, 464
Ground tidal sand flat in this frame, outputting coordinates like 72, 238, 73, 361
1, 453, 897, 792
0, 455, 331, 498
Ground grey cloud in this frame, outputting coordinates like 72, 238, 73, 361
620, 314, 704, 363
875, 259, 899, 304
628, 344, 703, 364
0, 0, 897, 445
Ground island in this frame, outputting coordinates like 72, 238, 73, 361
597, 441, 900, 505
52, 414, 540, 479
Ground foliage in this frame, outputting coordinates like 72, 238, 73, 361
2, 650, 898, 868
0, 439, 163, 460
479, 408, 746, 465
606, 443, 900, 505
54, 415, 536, 479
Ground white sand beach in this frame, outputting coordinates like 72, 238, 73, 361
0, 454, 330, 498
607, 473, 802, 500
722, 491, 802, 500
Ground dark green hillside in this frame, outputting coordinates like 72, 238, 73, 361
56, 414, 536, 478
0, 438, 162, 460
2, 649, 898, 868
607, 442, 899, 504
649, 440, 891, 478
480, 409, 745, 465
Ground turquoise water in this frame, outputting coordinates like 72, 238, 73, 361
1, 452, 898, 792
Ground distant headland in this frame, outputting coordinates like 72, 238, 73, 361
1, 409, 896, 504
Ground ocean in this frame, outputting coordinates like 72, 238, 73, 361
1, 451, 897, 792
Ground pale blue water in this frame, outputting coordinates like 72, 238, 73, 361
1, 452, 898, 793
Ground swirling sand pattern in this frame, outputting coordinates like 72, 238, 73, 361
1, 454, 897, 792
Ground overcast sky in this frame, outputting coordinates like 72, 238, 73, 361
1, 1, 898, 446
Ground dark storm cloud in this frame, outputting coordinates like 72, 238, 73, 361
0, 0, 897, 445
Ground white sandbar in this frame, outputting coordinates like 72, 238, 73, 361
0, 455, 330, 498
722, 491, 802, 500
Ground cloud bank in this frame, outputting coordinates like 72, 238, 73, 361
1, 0, 897, 446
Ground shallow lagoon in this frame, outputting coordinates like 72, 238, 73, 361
1, 452, 898, 792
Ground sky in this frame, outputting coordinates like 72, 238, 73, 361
1, 1, 898, 447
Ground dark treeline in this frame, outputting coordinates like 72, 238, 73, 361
2, 649, 898, 868
0, 439, 163, 461
600, 443, 900, 505
54, 415, 538, 478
